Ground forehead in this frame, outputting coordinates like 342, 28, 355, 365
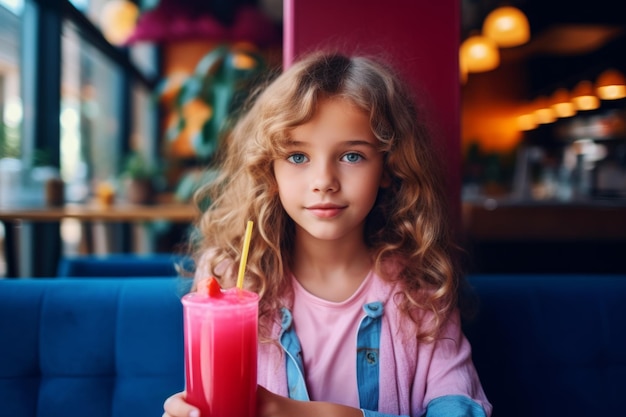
289, 97, 374, 143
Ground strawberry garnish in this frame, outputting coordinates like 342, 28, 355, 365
207, 276, 222, 297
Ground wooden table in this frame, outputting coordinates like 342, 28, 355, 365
0, 201, 199, 223
0, 198, 199, 277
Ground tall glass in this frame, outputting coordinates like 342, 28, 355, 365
182, 288, 259, 417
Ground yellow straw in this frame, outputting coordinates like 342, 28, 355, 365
236, 220, 254, 290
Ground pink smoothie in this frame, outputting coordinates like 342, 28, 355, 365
182, 288, 259, 417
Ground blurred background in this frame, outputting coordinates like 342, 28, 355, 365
462, 0, 626, 197
460, 0, 626, 274
0, 0, 625, 277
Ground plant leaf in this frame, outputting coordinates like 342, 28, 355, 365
193, 45, 228, 77
176, 76, 204, 108
165, 117, 185, 142
191, 118, 218, 159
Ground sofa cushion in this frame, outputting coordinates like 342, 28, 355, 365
0, 278, 189, 417
56, 254, 194, 277
464, 274, 626, 417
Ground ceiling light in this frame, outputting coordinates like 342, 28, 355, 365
550, 88, 577, 118
482, 6, 530, 48
533, 96, 556, 124
516, 102, 537, 131
99, 0, 140, 46
596, 68, 626, 100
459, 35, 500, 73
571, 80, 600, 111
517, 113, 537, 131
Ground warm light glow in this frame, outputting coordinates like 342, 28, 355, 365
598, 84, 626, 100
534, 108, 556, 124
550, 88, 577, 118
572, 80, 600, 110
516, 103, 537, 131
99, 0, 140, 46
533, 96, 556, 124
460, 35, 500, 73
517, 113, 537, 131
233, 53, 258, 70
482, 6, 530, 47
596, 68, 626, 100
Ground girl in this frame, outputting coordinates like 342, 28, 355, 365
164, 52, 491, 417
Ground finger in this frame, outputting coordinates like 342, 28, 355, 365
163, 392, 200, 417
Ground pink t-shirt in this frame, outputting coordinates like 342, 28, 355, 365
258, 269, 493, 416
291, 271, 376, 407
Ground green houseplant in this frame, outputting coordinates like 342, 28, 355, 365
120, 151, 161, 204
158, 43, 267, 161
157, 43, 268, 205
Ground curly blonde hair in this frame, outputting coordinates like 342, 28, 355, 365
192, 51, 460, 341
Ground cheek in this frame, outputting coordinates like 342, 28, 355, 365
276, 183, 298, 217
274, 172, 297, 205
274, 171, 289, 196
361, 169, 387, 204
274, 162, 300, 189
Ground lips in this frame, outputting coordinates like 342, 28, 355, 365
306, 203, 347, 218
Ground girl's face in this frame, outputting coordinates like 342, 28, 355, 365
273, 97, 388, 244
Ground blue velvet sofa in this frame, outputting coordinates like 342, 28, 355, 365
56, 254, 193, 277
0, 278, 189, 417
463, 275, 626, 417
1, 274, 625, 417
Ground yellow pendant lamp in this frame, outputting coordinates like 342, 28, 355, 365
572, 80, 600, 111
459, 35, 500, 73
532, 96, 556, 124
99, 0, 140, 46
596, 69, 626, 100
482, 6, 530, 48
517, 103, 538, 131
550, 88, 577, 118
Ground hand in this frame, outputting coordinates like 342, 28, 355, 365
256, 385, 362, 417
256, 385, 292, 417
162, 391, 199, 417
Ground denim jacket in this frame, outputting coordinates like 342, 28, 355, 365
278, 304, 488, 417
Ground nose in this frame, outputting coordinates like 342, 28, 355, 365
311, 160, 339, 193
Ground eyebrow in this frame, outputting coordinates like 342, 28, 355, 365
284, 139, 378, 148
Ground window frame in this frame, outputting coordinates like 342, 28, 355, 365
12, 0, 159, 277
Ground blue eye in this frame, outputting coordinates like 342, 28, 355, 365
287, 153, 308, 164
342, 152, 363, 163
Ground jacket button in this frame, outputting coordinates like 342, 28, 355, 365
366, 351, 378, 364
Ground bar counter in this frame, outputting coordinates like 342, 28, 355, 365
462, 198, 626, 274
462, 199, 626, 241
